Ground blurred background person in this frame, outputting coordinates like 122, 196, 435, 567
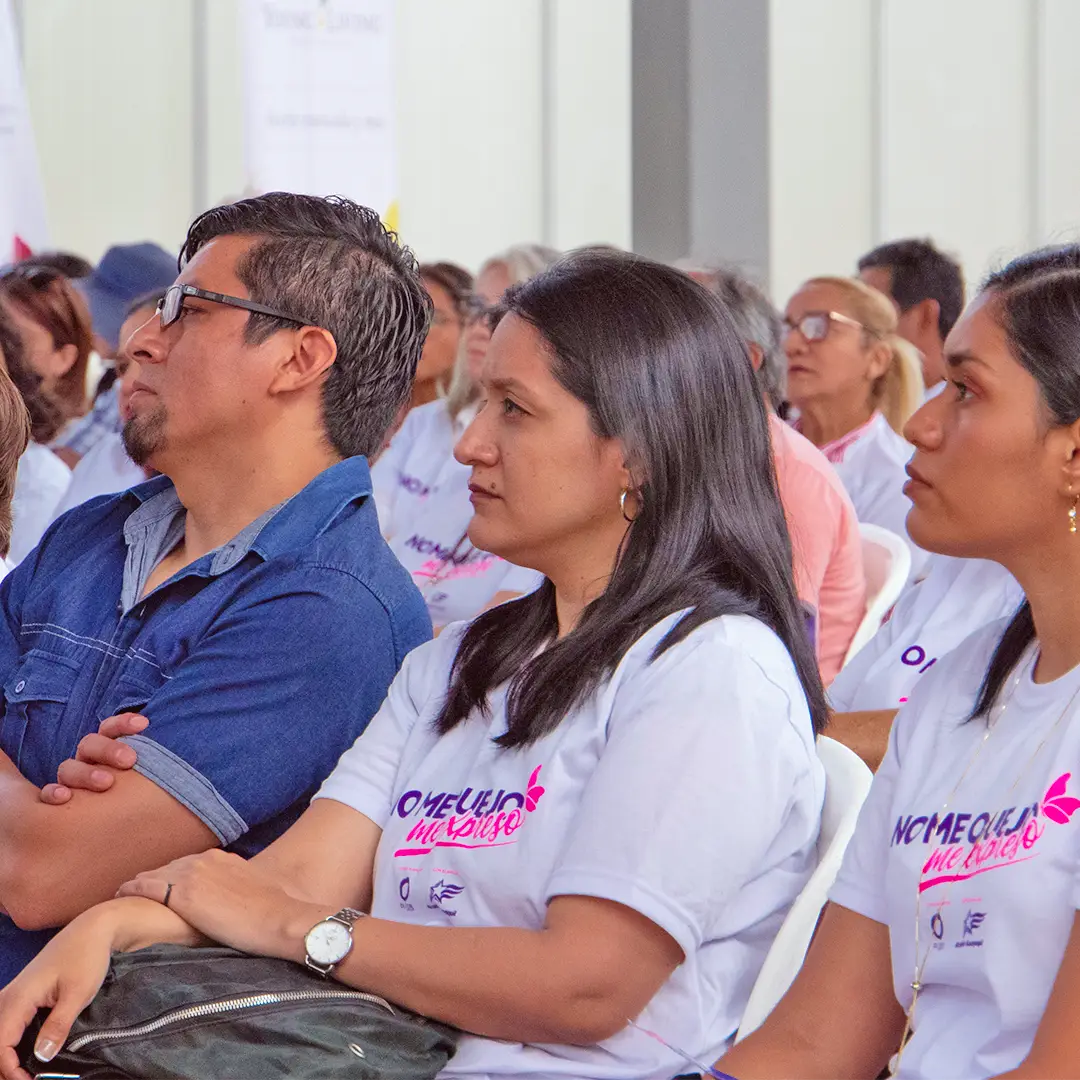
706, 268, 865, 683
857, 238, 965, 401
49, 290, 162, 519
0, 300, 69, 564
411, 261, 472, 409
14, 251, 93, 281
0, 317, 32, 574
784, 275, 927, 577
372, 243, 559, 630
0, 263, 94, 437
52, 242, 176, 464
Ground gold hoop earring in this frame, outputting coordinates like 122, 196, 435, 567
1070, 493, 1078, 535
620, 490, 636, 524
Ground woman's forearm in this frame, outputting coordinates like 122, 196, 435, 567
269, 897, 679, 1047
97, 896, 210, 953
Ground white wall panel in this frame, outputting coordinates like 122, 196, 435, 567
21, 0, 194, 261
1039, 0, 1080, 249
395, 0, 544, 269
549, 0, 632, 253
768, 0, 875, 306
880, 0, 1032, 290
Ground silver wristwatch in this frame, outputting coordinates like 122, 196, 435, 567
303, 907, 366, 977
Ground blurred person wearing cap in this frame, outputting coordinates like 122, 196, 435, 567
55, 242, 177, 461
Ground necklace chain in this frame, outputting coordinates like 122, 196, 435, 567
891, 648, 1080, 1075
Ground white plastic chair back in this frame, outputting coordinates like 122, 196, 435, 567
842, 523, 911, 667
734, 736, 873, 1041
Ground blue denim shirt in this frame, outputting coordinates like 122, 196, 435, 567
0, 457, 431, 983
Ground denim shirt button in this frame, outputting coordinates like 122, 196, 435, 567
14, 680, 24, 693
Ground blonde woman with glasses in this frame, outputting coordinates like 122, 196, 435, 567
784, 276, 926, 576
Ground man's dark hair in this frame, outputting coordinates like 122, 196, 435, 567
858, 238, 965, 342
179, 193, 431, 460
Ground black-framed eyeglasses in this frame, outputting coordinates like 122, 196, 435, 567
783, 310, 867, 343
157, 284, 317, 330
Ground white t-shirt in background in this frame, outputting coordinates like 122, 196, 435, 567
832, 620, 1080, 1079
371, 399, 543, 626
810, 412, 929, 580
372, 400, 464, 542
829, 557, 1024, 713
317, 611, 826, 1080
10, 442, 71, 565
50, 432, 146, 521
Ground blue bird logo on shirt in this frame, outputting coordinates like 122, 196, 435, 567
429, 879, 465, 912
963, 911, 986, 937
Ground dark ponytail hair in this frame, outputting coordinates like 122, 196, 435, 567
971, 244, 1080, 719
434, 248, 828, 747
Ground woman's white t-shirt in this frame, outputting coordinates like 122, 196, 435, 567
50, 432, 146, 521
832, 619, 1080, 1079
10, 442, 71, 565
814, 412, 929, 580
829, 557, 1024, 712
371, 400, 542, 627
317, 612, 826, 1080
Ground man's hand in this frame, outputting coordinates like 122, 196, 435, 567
38, 714, 148, 805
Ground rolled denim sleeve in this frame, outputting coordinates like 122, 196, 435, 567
122, 563, 418, 849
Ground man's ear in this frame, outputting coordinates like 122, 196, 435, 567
915, 298, 941, 337
268, 326, 337, 394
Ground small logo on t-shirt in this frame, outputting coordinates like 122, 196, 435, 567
428, 879, 465, 916
957, 909, 986, 948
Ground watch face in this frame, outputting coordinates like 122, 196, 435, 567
305, 919, 352, 966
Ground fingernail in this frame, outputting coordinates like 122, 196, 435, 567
92, 769, 110, 784
34, 1038, 58, 1062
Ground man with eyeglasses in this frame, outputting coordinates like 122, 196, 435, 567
0, 193, 432, 982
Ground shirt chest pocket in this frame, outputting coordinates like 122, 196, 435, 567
2, 654, 80, 769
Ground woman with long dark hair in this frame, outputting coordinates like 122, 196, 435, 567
714, 244, 1080, 1078
0, 250, 826, 1080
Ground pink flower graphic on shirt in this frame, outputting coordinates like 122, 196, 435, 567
1041, 773, 1080, 825
525, 765, 546, 812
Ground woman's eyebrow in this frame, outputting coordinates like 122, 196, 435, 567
945, 350, 993, 372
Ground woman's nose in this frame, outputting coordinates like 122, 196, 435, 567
904, 394, 944, 449
454, 410, 497, 467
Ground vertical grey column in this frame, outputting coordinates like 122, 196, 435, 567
631, 0, 771, 283
191, 0, 210, 219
